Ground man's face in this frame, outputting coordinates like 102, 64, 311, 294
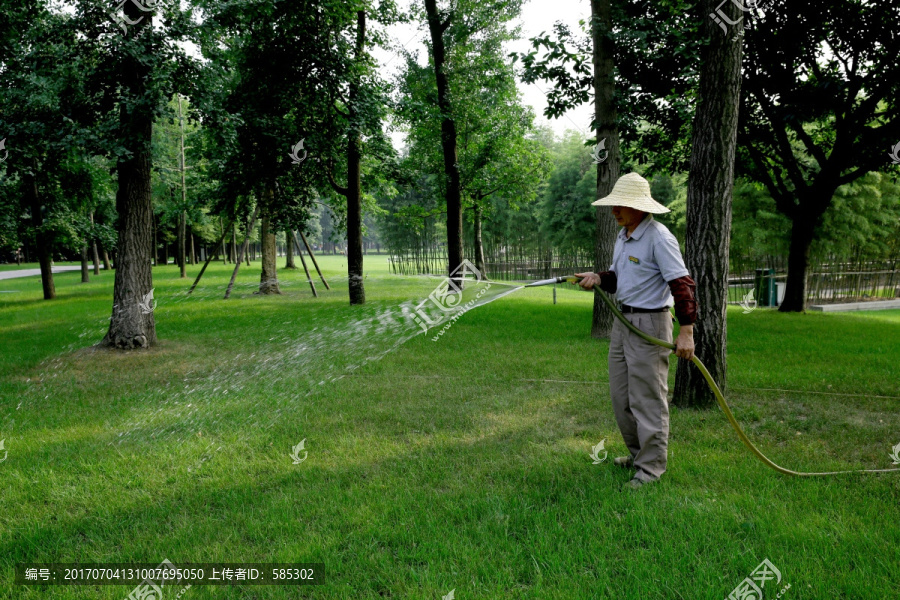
611, 206, 647, 230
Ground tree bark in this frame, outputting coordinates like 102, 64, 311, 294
779, 216, 816, 312
284, 229, 297, 268
590, 0, 619, 339
258, 196, 281, 294
91, 212, 101, 275
102, 5, 156, 349
102, 248, 111, 271
473, 202, 486, 277
673, 0, 743, 408
26, 173, 55, 300
81, 244, 90, 283
425, 0, 464, 288
345, 11, 367, 305
178, 210, 187, 277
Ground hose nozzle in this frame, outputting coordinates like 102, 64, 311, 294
525, 275, 582, 287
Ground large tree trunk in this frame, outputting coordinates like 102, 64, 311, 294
425, 0, 464, 287
473, 202, 486, 277
673, 0, 743, 407
590, 0, 619, 339
284, 229, 297, 268
102, 5, 156, 349
258, 201, 281, 295
27, 174, 55, 299
346, 10, 367, 305
779, 216, 816, 312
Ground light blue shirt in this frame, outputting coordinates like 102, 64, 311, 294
609, 214, 689, 308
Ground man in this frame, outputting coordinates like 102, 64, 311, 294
575, 172, 698, 489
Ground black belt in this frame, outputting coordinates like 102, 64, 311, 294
619, 304, 670, 314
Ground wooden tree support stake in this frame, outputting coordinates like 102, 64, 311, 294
224, 206, 260, 300
189, 222, 232, 295
292, 230, 318, 297
299, 230, 330, 290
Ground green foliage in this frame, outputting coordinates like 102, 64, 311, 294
730, 173, 900, 258
538, 131, 596, 255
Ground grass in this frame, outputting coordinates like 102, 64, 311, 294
1, 255, 899, 599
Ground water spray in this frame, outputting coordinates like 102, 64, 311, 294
529, 275, 900, 477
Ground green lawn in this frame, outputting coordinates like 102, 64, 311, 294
1, 256, 899, 599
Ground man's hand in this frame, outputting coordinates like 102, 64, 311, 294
574, 271, 600, 290
674, 324, 695, 361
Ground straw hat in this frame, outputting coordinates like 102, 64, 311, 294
591, 172, 670, 214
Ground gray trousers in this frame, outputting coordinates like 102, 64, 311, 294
608, 311, 673, 482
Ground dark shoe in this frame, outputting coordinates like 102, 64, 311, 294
613, 456, 634, 469
624, 477, 653, 490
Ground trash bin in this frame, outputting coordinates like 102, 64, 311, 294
754, 268, 777, 307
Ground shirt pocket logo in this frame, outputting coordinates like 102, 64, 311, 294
628, 256, 640, 265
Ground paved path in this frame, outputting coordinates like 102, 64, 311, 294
0, 266, 85, 281
809, 299, 900, 312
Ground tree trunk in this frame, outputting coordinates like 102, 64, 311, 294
779, 216, 816, 312
178, 210, 187, 277
26, 173, 55, 299
151, 212, 158, 266
258, 199, 281, 295
189, 229, 196, 265
80, 244, 90, 283
91, 212, 101, 275
221, 220, 228, 264
284, 229, 297, 269
103, 5, 156, 349
102, 248, 111, 271
346, 10, 367, 305
590, 0, 619, 339
473, 202, 486, 277
231, 224, 237, 263
425, 0, 464, 288
673, 0, 743, 408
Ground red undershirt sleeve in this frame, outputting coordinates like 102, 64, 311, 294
597, 271, 617, 295
667, 275, 698, 325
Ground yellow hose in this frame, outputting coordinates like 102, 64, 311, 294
581, 279, 900, 477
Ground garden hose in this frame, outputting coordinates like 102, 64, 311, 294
530, 275, 900, 477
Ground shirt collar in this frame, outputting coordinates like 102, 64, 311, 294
618, 213, 653, 241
